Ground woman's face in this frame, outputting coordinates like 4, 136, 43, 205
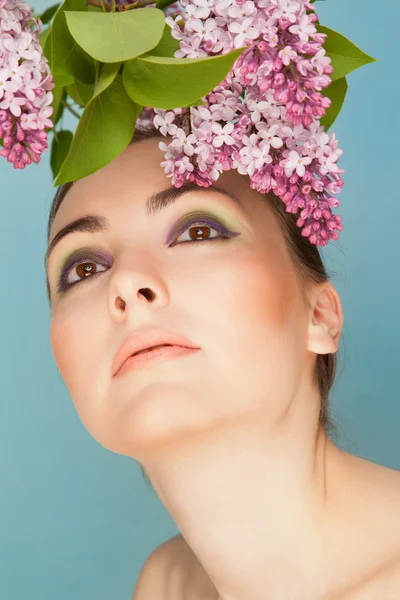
47, 137, 314, 457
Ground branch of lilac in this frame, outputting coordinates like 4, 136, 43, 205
86, 0, 155, 11
62, 100, 81, 119
0, 0, 360, 248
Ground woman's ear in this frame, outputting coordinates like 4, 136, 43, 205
306, 282, 343, 355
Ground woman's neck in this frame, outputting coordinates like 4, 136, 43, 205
142, 414, 356, 600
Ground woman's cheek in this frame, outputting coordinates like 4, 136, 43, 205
50, 317, 71, 379
223, 248, 298, 334
50, 315, 92, 392
222, 250, 305, 372
50, 316, 101, 436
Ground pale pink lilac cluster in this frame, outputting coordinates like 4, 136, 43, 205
137, 0, 345, 246
0, 0, 54, 169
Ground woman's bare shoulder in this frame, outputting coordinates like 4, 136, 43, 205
348, 453, 400, 523
132, 535, 183, 600
132, 534, 200, 600
335, 455, 400, 598
153, 533, 218, 600
337, 554, 400, 600
133, 460, 400, 600
168, 526, 400, 600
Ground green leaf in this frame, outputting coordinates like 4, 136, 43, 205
122, 47, 246, 109
44, 0, 96, 86
156, 0, 178, 8
183, 99, 206, 107
64, 8, 165, 63
94, 61, 121, 95
65, 82, 82, 106
317, 25, 377, 81
320, 76, 348, 130
53, 72, 75, 87
38, 3, 61, 24
54, 74, 140, 186
39, 25, 52, 49
65, 79, 94, 106
51, 130, 73, 178
149, 23, 180, 58
75, 79, 95, 105
52, 85, 67, 124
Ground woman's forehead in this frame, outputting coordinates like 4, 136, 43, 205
49, 141, 169, 230
49, 138, 277, 244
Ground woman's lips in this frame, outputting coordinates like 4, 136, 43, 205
134, 343, 171, 356
115, 344, 200, 376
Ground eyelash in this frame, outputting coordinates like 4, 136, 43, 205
56, 218, 236, 294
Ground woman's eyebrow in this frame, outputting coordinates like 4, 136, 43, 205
44, 183, 246, 276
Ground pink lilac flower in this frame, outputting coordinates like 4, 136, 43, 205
281, 149, 312, 177
186, 0, 214, 20
0, 0, 54, 169
138, 0, 345, 246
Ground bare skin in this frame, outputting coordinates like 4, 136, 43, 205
174, 536, 400, 600
169, 453, 400, 600
47, 137, 400, 600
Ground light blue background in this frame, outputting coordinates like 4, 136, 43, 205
1, 1, 399, 598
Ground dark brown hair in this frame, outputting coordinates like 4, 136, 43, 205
46, 124, 344, 488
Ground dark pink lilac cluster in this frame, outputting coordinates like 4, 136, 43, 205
137, 0, 345, 246
0, 0, 54, 169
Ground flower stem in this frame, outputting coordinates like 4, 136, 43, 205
187, 107, 192, 134
288, 62, 299, 82
86, 0, 156, 11
62, 100, 81, 119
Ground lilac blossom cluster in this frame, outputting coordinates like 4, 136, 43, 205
0, 0, 54, 169
137, 0, 345, 246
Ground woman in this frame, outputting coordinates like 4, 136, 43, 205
45, 125, 400, 599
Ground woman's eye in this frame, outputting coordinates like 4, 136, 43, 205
56, 219, 237, 294
172, 220, 232, 245
57, 260, 108, 294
